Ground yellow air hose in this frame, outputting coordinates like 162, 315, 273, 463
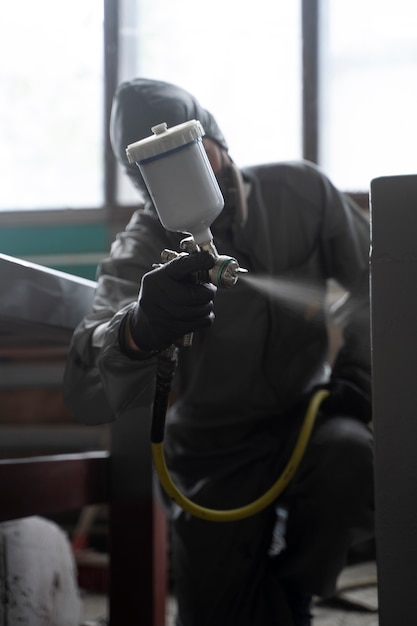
152, 386, 329, 522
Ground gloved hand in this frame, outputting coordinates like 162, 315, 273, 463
316, 378, 372, 424
129, 250, 216, 353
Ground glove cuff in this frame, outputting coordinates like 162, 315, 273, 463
118, 310, 160, 360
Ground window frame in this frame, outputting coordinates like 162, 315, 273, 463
0, 0, 369, 230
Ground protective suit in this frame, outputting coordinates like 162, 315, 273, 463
63, 79, 374, 626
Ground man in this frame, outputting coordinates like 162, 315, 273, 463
63, 78, 374, 626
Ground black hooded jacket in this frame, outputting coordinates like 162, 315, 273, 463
63, 78, 371, 485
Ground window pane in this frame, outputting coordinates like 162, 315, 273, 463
320, 0, 417, 191
118, 0, 301, 201
0, 1, 104, 210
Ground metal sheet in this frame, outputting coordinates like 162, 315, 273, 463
0, 253, 96, 347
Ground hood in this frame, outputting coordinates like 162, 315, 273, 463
110, 77, 228, 195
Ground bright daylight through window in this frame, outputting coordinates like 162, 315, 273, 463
320, 0, 417, 191
1, 1, 416, 212
117, 0, 302, 203
0, 0, 104, 211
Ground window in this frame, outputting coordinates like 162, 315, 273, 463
320, 0, 417, 191
0, 0, 104, 211
1, 0, 416, 214
117, 0, 301, 203
117, 0, 417, 204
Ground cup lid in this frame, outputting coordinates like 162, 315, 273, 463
126, 119, 205, 163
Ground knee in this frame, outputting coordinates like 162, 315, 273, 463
316, 417, 374, 497
317, 415, 372, 461
286, 417, 374, 547
301, 416, 374, 498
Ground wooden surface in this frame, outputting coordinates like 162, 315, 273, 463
0, 451, 109, 522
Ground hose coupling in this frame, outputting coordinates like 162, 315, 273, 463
160, 236, 247, 288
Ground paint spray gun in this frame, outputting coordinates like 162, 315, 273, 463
125, 120, 247, 312
125, 122, 328, 523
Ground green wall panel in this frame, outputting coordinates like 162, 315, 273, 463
0, 222, 109, 281
52, 263, 99, 282
0, 223, 108, 256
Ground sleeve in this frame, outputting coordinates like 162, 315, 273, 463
63, 208, 172, 425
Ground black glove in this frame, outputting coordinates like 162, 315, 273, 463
315, 379, 372, 424
129, 250, 216, 353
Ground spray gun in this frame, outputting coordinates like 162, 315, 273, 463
125, 120, 328, 522
161, 236, 244, 289
126, 119, 247, 346
125, 120, 247, 290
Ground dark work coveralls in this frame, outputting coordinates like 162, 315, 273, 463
64, 123, 373, 624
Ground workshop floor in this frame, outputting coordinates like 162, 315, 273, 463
80, 561, 378, 626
